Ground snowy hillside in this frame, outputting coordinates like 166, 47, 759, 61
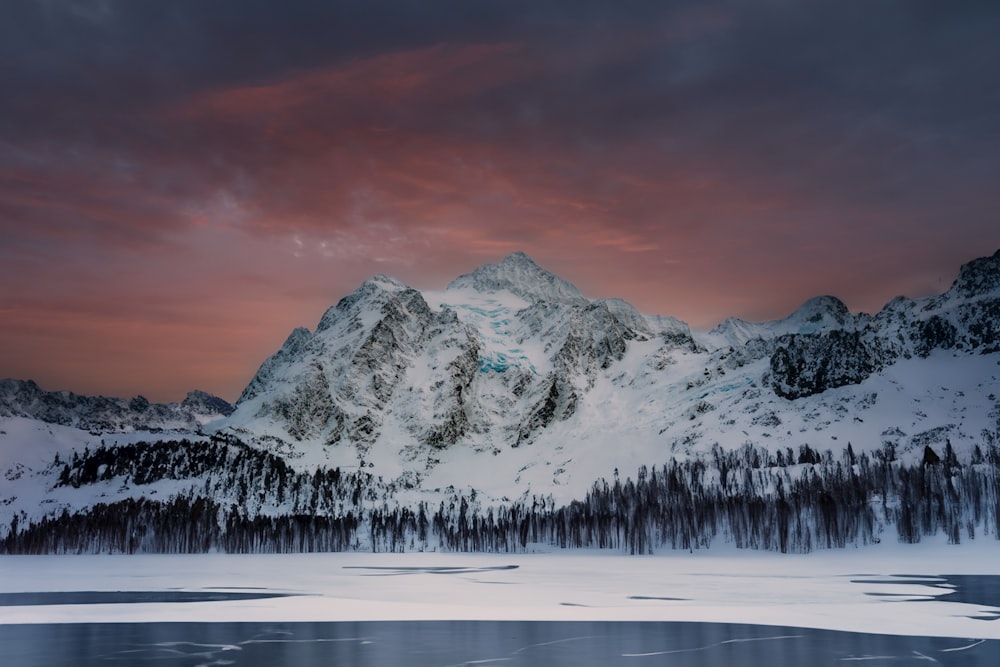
2, 249, 999, 554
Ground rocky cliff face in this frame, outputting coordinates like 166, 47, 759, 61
767, 250, 1000, 398
226, 252, 702, 471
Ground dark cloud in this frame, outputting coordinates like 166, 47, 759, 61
1, 0, 999, 399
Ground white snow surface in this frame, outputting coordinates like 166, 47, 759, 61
425, 287, 544, 375
702, 295, 855, 348
1, 540, 998, 640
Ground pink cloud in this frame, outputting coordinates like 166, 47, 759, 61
2, 15, 998, 401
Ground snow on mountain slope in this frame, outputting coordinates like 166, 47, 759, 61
704, 295, 858, 349
446, 250, 588, 306
210, 250, 1000, 505
0, 417, 217, 528
220, 253, 705, 492
2, 250, 999, 533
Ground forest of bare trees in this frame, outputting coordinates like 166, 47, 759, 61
4, 437, 999, 555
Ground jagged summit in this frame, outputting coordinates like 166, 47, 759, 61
447, 251, 588, 305
364, 274, 408, 292
948, 248, 1000, 298
315, 274, 415, 333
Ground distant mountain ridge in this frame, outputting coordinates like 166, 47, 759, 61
766, 250, 1000, 399
709, 295, 855, 349
0, 380, 233, 432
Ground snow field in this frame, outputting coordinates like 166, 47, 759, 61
1, 539, 999, 640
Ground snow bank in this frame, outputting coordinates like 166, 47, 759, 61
1, 540, 998, 640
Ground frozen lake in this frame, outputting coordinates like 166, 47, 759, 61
1, 544, 999, 665
2, 619, 997, 666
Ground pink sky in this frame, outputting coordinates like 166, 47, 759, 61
1, 2, 998, 402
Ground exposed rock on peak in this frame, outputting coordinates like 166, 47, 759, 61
317, 275, 411, 333
238, 327, 314, 404
182, 390, 236, 418
593, 298, 699, 350
948, 248, 1000, 298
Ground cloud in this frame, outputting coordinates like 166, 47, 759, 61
2, 1, 999, 397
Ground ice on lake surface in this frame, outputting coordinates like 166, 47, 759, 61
853, 574, 1000, 620
0, 591, 300, 606
3, 620, 998, 667
1, 544, 999, 664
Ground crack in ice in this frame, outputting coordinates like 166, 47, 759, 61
840, 652, 938, 663
623, 634, 803, 657
940, 639, 986, 652
512, 635, 603, 654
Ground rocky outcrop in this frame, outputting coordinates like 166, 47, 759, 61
515, 375, 578, 447
947, 248, 1000, 298
268, 363, 339, 441
769, 331, 888, 399
766, 250, 1000, 398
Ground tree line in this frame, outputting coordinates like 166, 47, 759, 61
3, 439, 999, 554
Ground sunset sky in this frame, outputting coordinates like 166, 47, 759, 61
2, 1, 999, 403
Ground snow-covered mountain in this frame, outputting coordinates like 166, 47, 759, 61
2, 249, 999, 554
218, 250, 999, 497
225, 251, 704, 492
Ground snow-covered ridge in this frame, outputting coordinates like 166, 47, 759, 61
706, 295, 856, 349
0, 379, 233, 432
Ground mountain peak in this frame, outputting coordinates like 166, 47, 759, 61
364, 274, 408, 292
707, 294, 853, 347
446, 252, 588, 305
498, 250, 536, 266
315, 275, 411, 333
948, 248, 1000, 298
787, 295, 851, 326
